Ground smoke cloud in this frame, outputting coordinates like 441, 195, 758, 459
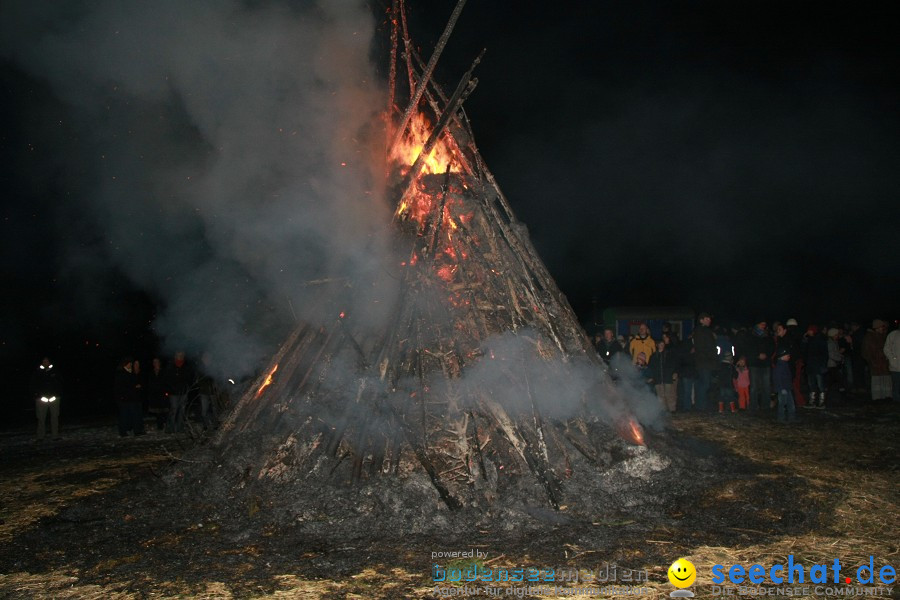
425, 329, 666, 428
1, 0, 393, 378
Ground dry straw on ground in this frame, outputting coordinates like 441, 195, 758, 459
0, 404, 896, 599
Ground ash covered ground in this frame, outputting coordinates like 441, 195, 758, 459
1, 398, 897, 599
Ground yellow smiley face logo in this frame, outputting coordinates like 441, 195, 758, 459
667, 558, 696, 588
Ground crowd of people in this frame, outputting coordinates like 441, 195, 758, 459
593, 315, 900, 423
31, 351, 227, 439
29, 316, 900, 438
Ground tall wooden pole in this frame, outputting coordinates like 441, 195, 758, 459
388, 0, 399, 118
399, 0, 417, 101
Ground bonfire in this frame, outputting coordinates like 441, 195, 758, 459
203, 0, 660, 531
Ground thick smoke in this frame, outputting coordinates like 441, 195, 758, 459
428, 329, 666, 428
1, 0, 392, 378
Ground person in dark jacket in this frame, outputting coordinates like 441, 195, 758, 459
596, 327, 625, 365
165, 351, 194, 433
647, 340, 677, 411
773, 346, 796, 423
692, 312, 719, 412
748, 318, 775, 411
673, 336, 697, 411
849, 321, 867, 392
774, 322, 799, 365
773, 321, 799, 408
114, 357, 144, 436
802, 325, 828, 408
31, 357, 63, 440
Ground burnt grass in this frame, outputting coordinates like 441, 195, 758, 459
1, 398, 897, 598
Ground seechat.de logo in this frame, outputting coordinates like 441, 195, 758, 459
711, 555, 896, 586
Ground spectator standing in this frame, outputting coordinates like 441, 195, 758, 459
748, 318, 775, 411
596, 327, 624, 365
802, 325, 827, 408
733, 356, 751, 410
838, 327, 854, 391
784, 319, 806, 407
617, 335, 629, 357
165, 352, 194, 433
114, 357, 144, 436
673, 335, 697, 411
629, 323, 655, 365
692, 312, 718, 412
784, 318, 802, 349
647, 340, 677, 412
31, 357, 63, 440
592, 330, 603, 352
825, 327, 845, 402
884, 325, 900, 403
861, 320, 891, 401
773, 321, 797, 360
773, 347, 796, 424
773, 321, 799, 407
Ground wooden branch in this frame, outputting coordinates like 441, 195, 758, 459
388, 0, 399, 126
390, 0, 468, 152
399, 0, 416, 101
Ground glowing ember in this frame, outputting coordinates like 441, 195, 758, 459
436, 264, 456, 282
339, 311, 346, 319
255, 364, 278, 399
618, 418, 646, 446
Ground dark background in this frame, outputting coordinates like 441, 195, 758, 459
2, 1, 898, 420
399, 1, 899, 323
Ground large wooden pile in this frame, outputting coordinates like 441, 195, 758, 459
212, 0, 639, 512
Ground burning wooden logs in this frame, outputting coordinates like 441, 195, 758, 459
210, 0, 646, 516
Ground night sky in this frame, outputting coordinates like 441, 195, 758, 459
2, 1, 898, 412
405, 1, 900, 324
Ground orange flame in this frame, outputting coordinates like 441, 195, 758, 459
618, 417, 646, 446
390, 113, 462, 177
255, 363, 278, 399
